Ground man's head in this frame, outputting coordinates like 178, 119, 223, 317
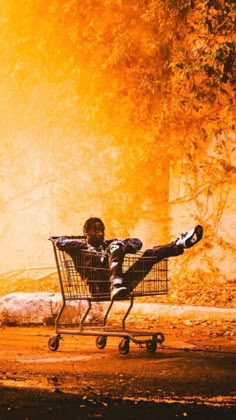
83, 217, 105, 247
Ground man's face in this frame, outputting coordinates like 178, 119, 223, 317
86, 222, 105, 247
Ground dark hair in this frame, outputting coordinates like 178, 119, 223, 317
83, 217, 105, 235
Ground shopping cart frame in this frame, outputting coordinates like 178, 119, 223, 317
48, 236, 169, 354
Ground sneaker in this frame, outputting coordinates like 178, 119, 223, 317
176, 225, 203, 249
110, 284, 129, 300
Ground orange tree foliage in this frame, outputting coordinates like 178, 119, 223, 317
1, 0, 235, 233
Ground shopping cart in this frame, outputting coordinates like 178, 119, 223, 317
48, 236, 169, 354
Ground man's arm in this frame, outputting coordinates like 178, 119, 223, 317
104, 238, 142, 254
123, 238, 143, 253
56, 237, 88, 252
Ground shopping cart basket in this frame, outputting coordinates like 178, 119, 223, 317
48, 236, 169, 354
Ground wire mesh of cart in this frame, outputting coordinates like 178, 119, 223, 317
48, 236, 169, 354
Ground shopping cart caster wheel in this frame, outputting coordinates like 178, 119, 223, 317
118, 338, 130, 355
155, 332, 165, 344
96, 336, 107, 350
48, 335, 60, 351
146, 340, 157, 353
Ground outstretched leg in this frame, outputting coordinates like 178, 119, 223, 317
108, 225, 203, 299
124, 224, 203, 291
123, 242, 183, 290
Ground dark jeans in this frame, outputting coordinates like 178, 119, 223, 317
108, 241, 184, 291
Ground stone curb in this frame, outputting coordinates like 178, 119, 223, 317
0, 292, 236, 325
120, 302, 236, 321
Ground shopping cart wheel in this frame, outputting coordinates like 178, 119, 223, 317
146, 339, 157, 353
155, 332, 165, 344
96, 336, 107, 350
118, 337, 130, 355
48, 335, 60, 351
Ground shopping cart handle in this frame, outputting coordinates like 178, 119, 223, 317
48, 235, 86, 241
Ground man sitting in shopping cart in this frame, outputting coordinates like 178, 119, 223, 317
56, 218, 203, 300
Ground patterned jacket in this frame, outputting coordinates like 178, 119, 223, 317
56, 236, 142, 294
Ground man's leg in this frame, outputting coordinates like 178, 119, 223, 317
107, 241, 128, 299
123, 225, 203, 291
123, 242, 183, 290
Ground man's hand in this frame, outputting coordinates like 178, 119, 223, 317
123, 244, 136, 254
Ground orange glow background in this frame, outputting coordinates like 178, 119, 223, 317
0, 1, 235, 289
